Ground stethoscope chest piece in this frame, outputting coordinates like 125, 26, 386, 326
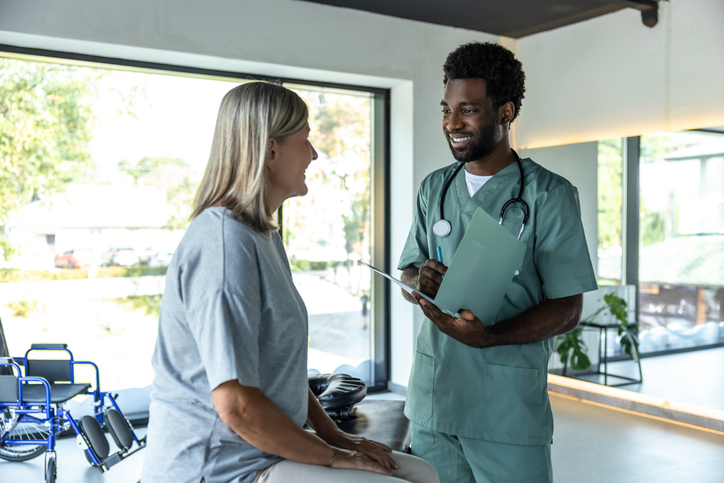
432, 219, 452, 237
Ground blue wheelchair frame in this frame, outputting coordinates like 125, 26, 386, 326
0, 344, 146, 481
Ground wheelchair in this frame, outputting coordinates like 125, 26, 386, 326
0, 343, 146, 482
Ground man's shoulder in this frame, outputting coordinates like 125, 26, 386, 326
520, 158, 576, 194
420, 162, 460, 188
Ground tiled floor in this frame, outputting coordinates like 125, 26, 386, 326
551, 394, 724, 483
574, 346, 724, 411
3, 348, 723, 482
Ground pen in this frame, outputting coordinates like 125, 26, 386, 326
436, 246, 444, 278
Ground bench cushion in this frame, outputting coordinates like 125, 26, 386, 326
336, 399, 409, 452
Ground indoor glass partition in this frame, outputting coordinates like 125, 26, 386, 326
597, 138, 624, 286
638, 129, 724, 354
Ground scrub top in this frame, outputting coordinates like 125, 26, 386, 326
398, 158, 598, 446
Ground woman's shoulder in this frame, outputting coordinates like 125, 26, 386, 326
189, 207, 265, 242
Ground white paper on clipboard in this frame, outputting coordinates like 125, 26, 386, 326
359, 261, 461, 318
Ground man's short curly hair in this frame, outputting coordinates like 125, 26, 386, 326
443, 42, 526, 123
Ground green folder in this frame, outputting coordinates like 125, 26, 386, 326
434, 207, 526, 325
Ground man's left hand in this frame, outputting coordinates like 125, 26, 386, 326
412, 292, 492, 348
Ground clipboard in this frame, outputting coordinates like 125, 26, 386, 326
433, 207, 526, 325
359, 261, 462, 318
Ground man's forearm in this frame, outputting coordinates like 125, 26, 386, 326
481, 294, 583, 347
415, 292, 583, 349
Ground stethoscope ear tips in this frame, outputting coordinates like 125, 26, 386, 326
433, 219, 452, 238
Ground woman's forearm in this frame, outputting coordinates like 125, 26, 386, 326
212, 380, 337, 466
305, 388, 344, 443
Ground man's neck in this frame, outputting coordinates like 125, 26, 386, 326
464, 142, 516, 177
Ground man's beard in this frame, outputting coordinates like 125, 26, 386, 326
445, 118, 500, 163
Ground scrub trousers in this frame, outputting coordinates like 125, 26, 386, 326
251, 451, 439, 483
410, 423, 552, 483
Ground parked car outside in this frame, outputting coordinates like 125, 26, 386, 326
102, 248, 141, 266
54, 249, 96, 269
148, 250, 174, 267
138, 247, 155, 265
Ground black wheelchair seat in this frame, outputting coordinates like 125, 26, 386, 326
21, 382, 91, 403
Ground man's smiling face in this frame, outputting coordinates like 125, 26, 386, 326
441, 78, 503, 163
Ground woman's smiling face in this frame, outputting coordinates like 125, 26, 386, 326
267, 122, 318, 207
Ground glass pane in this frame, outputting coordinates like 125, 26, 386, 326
282, 88, 374, 383
597, 138, 624, 285
638, 129, 724, 354
0, 56, 235, 389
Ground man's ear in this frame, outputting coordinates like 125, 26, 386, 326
499, 101, 515, 126
266, 138, 278, 170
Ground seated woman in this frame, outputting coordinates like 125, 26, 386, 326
141, 82, 438, 483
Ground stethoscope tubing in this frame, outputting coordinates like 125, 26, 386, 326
435, 150, 529, 240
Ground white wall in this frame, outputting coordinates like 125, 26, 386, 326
0, 0, 500, 388
516, 0, 724, 149
518, 141, 599, 276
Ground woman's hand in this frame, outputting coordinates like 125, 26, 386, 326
328, 447, 394, 476
323, 429, 397, 472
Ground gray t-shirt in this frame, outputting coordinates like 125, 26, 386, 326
141, 207, 309, 483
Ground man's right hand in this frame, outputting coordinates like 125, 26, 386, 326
401, 260, 448, 302
328, 447, 393, 476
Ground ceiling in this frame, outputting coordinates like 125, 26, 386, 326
298, 0, 659, 38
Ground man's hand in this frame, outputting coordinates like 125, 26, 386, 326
401, 261, 447, 303
412, 292, 584, 348
412, 292, 490, 348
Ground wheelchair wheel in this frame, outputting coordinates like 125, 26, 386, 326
45, 453, 57, 483
0, 413, 49, 461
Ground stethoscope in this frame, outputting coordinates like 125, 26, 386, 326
432, 150, 529, 240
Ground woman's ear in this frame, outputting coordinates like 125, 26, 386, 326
266, 138, 278, 170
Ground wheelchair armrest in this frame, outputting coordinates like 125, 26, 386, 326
20, 376, 53, 418
30, 343, 68, 349
73, 360, 102, 393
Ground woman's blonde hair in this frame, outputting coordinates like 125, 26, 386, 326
191, 82, 308, 234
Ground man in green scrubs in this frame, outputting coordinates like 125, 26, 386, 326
398, 42, 598, 482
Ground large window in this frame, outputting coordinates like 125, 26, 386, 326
0, 51, 389, 390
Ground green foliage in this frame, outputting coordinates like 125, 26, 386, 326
555, 293, 640, 377
288, 259, 342, 272
0, 265, 167, 283
603, 293, 640, 362
555, 327, 591, 372
597, 138, 623, 254
118, 156, 196, 230
6, 298, 38, 317
640, 203, 666, 247
112, 294, 162, 317
0, 58, 103, 259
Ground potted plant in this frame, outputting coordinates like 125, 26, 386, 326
554, 293, 640, 377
